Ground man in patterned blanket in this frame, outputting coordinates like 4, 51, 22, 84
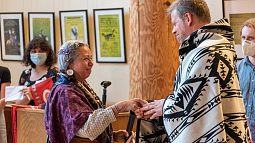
134, 0, 252, 142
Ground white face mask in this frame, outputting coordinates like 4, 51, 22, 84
242, 40, 255, 56
30, 53, 47, 65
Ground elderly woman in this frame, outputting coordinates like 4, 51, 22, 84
44, 41, 138, 143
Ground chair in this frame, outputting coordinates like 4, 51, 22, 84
127, 111, 168, 143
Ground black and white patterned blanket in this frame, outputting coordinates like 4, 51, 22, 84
163, 18, 252, 143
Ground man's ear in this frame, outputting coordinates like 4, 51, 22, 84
184, 13, 192, 26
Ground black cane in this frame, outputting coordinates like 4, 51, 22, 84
100, 81, 111, 107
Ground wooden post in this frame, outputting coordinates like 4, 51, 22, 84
129, 0, 180, 100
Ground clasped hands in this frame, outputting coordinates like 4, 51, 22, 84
112, 98, 164, 142
133, 98, 165, 119
120, 98, 165, 119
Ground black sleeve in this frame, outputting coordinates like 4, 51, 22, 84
1, 67, 11, 83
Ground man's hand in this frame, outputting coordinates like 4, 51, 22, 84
143, 99, 164, 119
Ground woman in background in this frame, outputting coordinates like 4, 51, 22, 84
16, 37, 59, 105
45, 41, 137, 143
0, 66, 11, 143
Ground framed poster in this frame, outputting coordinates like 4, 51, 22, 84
28, 12, 55, 51
93, 8, 126, 63
0, 13, 25, 61
222, 0, 255, 59
59, 10, 89, 45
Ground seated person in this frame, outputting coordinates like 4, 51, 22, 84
0, 66, 11, 143
45, 41, 138, 143
16, 37, 59, 105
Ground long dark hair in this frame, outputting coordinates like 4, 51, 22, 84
22, 36, 56, 68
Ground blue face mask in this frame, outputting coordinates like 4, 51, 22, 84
30, 53, 47, 65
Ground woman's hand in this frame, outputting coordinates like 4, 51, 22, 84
116, 98, 147, 113
20, 87, 33, 100
113, 130, 135, 142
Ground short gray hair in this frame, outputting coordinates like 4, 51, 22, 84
58, 40, 89, 74
168, 0, 211, 23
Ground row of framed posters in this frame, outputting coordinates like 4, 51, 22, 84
0, 8, 126, 63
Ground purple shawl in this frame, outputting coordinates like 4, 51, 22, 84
44, 84, 95, 143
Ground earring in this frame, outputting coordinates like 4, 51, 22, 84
66, 69, 74, 76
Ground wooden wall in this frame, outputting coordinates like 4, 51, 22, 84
129, 0, 180, 100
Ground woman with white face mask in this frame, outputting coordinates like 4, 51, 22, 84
16, 37, 59, 106
236, 18, 255, 141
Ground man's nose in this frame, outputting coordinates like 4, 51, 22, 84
172, 28, 176, 34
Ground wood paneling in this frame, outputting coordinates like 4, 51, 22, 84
129, 0, 180, 100
129, 0, 143, 99
17, 108, 46, 143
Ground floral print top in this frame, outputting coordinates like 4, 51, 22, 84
18, 65, 59, 105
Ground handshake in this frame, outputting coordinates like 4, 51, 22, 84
109, 98, 166, 143
113, 98, 165, 119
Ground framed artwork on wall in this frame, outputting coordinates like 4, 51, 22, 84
59, 10, 89, 45
222, 0, 255, 59
0, 13, 25, 61
28, 12, 55, 52
93, 8, 126, 63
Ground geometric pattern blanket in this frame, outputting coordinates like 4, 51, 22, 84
136, 117, 168, 143
163, 18, 252, 143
